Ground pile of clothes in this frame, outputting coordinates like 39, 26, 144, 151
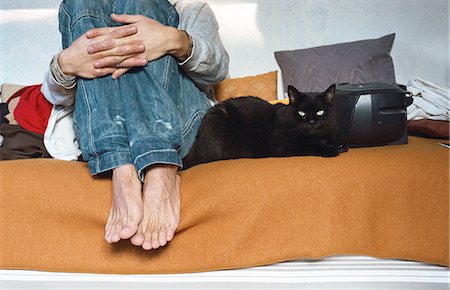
0, 85, 52, 160
406, 77, 449, 138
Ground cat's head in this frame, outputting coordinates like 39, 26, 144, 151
287, 84, 337, 134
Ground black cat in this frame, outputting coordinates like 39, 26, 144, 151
182, 84, 347, 169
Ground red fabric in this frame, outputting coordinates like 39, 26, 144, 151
13, 84, 52, 135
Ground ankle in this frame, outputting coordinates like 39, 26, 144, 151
113, 164, 137, 179
112, 165, 141, 193
143, 164, 180, 198
144, 164, 179, 179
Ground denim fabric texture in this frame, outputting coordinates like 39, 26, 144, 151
59, 0, 211, 180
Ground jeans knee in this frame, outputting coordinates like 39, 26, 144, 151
60, 0, 85, 18
60, 0, 109, 15
60, 0, 178, 28
60, 0, 115, 25
115, 0, 179, 27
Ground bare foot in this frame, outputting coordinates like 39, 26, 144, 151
105, 164, 143, 244
130, 164, 180, 250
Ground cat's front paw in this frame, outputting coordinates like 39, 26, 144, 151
320, 146, 340, 157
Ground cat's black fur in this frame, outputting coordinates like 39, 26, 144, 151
182, 84, 347, 169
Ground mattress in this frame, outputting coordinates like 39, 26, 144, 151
1, 256, 448, 290
0, 136, 448, 276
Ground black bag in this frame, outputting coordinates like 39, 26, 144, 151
334, 83, 413, 147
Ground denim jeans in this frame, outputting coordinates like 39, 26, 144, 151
58, 0, 212, 180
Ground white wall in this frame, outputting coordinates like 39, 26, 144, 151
208, 0, 449, 93
1, 0, 449, 94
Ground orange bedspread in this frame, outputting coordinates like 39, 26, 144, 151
0, 136, 448, 274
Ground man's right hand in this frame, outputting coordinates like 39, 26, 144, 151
58, 25, 146, 79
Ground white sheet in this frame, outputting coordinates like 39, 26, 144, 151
406, 77, 450, 121
1, 256, 448, 290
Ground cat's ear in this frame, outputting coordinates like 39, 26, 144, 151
287, 85, 300, 104
324, 84, 336, 104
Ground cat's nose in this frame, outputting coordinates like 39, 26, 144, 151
309, 120, 315, 124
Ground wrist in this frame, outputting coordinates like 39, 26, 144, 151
169, 28, 193, 62
51, 53, 77, 89
58, 49, 76, 77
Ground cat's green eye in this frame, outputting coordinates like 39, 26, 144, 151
298, 111, 306, 117
316, 110, 325, 116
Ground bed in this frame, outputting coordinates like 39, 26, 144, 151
1, 1, 449, 288
2, 256, 448, 289
0, 134, 449, 289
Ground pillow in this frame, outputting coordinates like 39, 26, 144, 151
1, 83, 26, 125
214, 71, 278, 102
269, 98, 289, 105
407, 119, 449, 138
1, 83, 26, 102
275, 34, 396, 93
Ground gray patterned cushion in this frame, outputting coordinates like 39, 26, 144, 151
275, 34, 396, 93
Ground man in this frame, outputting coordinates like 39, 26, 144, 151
42, 0, 229, 250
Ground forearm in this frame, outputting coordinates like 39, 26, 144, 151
157, 24, 228, 91
180, 33, 229, 91
41, 54, 76, 107
176, 2, 229, 92
44, 3, 229, 100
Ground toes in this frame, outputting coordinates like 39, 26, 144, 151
142, 233, 153, 250
105, 211, 116, 243
105, 224, 112, 243
105, 218, 121, 243
158, 230, 168, 247
110, 234, 121, 243
106, 164, 143, 244
166, 224, 178, 242
139, 165, 181, 250
166, 231, 174, 242
110, 224, 123, 243
131, 228, 145, 247
105, 227, 115, 243
141, 231, 163, 250
105, 220, 127, 244
151, 232, 161, 249
105, 231, 112, 243
119, 224, 138, 240
119, 202, 143, 240
131, 235, 145, 247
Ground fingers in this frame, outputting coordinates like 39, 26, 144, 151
110, 58, 147, 79
89, 37, 144, 55
111, 13, 144, 24
86, 13, 144, 40
88, 39, 115, 54
90, 45, 147, 80
81, 14, 149, 79
112, 68, 130, 79
94, 57, 147, 79
86, 24, 139, 54
93, 53, 146, 69
93, 67, 117, 78
118, 57, 148, 68
86, 27, 116, 38
87, 29, 141, 55
86, 25, 137, 39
